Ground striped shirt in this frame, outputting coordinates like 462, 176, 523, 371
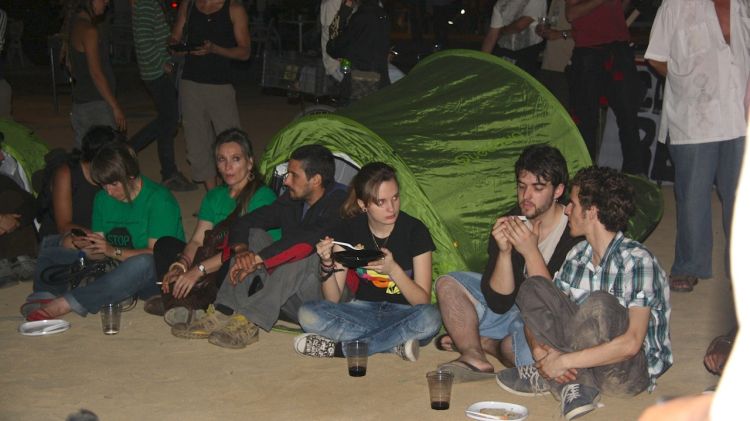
553, 232, 672, 392
132, 0, 170, 81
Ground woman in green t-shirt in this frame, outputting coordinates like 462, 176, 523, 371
26, 142, 185, 320
151, 128, 277, 324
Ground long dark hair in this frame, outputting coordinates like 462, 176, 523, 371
213, 128, 263, 218
342, 162, 398, 218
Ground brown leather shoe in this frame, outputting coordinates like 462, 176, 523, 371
143, 295, 165, 316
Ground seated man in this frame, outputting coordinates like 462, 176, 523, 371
435, 145, 581, 382
0, 135, 37, 285
500, 166, 672, 420
172, 145, 347, 349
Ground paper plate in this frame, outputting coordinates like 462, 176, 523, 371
18, 319, 71, 336
465, 401, 528, 421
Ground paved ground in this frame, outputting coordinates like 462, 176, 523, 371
0, 61, 734, 420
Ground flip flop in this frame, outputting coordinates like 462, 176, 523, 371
433, 333, 458, 352
438, 360, 495, 383
20, 299, 54, 318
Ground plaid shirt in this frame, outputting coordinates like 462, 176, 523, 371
553, 232, 672, 391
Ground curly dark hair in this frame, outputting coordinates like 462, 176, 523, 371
571, 166, 635, 233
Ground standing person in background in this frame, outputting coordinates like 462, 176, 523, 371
644, 0, 749, 292
171, 0, 251, 190
565, 0, 646, 175
320, 0, 344, 83
67, 0, 126, 148
129, 0, 195, 192
536, 0, 574, 108
480, 0, 546, 77
0, 8, 11, 118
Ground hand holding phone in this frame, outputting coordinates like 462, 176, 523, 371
71, 228, 87, 237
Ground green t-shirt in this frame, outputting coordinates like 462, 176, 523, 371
198, 184, 281, 241
92, 176, 185, 249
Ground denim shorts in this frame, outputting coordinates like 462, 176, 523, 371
447, 271, 525, 340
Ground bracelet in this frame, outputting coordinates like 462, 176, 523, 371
320, 260, 335, 269
320, 266, 343, 282
177, 253, 192, 267
169, 262, 187, 273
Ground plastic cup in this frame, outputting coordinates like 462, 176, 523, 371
344, 340, 368, 377
426, 370, 454, 410
100, 303, 121, 335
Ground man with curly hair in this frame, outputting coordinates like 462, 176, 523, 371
494, 166, 672, 420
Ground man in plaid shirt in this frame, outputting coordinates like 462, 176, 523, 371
494, 166, 672, 420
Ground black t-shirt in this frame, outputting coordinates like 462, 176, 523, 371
333, 211, 435, 305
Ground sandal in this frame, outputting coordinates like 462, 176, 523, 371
433, 333, 458, 352
669, 275, 698, 293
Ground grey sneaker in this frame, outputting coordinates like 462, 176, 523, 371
208, 314, 259, 349
162, 172, 197, 192
11, 255, 35, 281
393, 339, 419, 362
163, 305, 206, 327
0, 258, 16, 288
171, 305, 229, 339
496, 365, 550, 396
294, 333, 338, 358
561, 383, 600, 420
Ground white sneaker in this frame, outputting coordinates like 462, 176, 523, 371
393, 339, 419, 362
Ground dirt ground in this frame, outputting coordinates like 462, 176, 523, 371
0, 63, 735, 421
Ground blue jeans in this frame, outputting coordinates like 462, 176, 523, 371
60, 254, 158, 315
669, 137, 745, 278
298, 299, 442, 356
31, 235, 82, 298
129, 74, 179, 180
449, 271, 535, 367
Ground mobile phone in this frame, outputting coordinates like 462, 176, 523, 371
71, 228, 87, 237
168, 43, 191, 53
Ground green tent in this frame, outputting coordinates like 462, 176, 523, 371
259, 50, 659, 278
1, 118, 48, 195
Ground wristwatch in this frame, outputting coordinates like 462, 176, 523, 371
114, 247, 123, 257
198, 264, 207, 275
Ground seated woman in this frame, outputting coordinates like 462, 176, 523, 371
25, 142, 184, 320
23, 126, 121, 313
295, 162, 441, 361
151, 128, 279, 323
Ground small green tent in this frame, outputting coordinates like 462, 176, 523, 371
260, 50, 659, 277
1, 118, 48, 195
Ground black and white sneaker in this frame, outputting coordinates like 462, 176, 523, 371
294, 333, 338, 358
561, 383, 600, 420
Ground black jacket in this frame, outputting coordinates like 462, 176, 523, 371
228, 184, 347, 261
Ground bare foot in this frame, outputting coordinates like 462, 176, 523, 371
37, 297, 72, 318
